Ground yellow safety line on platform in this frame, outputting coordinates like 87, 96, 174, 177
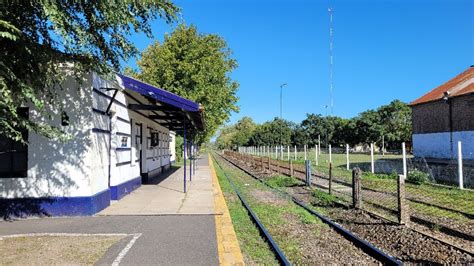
209, 154, 245, 266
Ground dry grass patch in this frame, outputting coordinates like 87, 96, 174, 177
0, 234, 125, 265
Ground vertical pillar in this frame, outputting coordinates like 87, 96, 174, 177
280, 145, 283, 160
458, 141, 464, 189
189, 138, 192, 181
287, 146, 290, 160
318, 135, 321, 155
329, 162, 333, 194
329, 144, 332, 163
183, 119, 187, 193
346, 144, 350, 170
305, 160, 312, 186
402, 142, 407, 179
294, 145, 297, 160
370, 143, 375, 173
289, 160, 294, 176
398, 174, 408, 224
315, 145, 319, 166
352, 167, 361, 208
304, 145, 307, 160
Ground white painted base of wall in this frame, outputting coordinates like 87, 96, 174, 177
413, 131, 474, 160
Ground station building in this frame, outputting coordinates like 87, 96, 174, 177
410, 66, 474, 160
0, 71, 203, 216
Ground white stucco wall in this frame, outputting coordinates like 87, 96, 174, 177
1, 73, 95, 198
413, 131, 474, 160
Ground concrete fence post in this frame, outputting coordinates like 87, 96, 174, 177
289, 160, 294, 176
280, 145, 284, 160
402, 142, 407, 179
294, 145, 297, 160
287, 145, 290, 160
304, 145, 307, 160
315, 145, 319, 166
352, 167, 361, 208
305, 160, 312, 186
329, 162, 333, 194
318, 135, 321, 155
398, 174, 408, 225
370, 143, 375, 173
329, 144, 332, 163
458, 141, 464, 189
346, 144, 350, 171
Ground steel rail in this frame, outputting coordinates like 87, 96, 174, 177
212, 154, 291, 266
217, 152, 402, 266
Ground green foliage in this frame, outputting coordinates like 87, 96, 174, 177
215, 117, 256, 150
135, 24, 239, 144
1, 1, 178, 143
362, 171, 398, 180
407, 169, 430, 185
215, 99, 411, 149
175, 135, 184, 161
267, 175, 302, 188
311, 190, 337, 207
249, 118, 292, 146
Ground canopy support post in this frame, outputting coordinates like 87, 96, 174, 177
183, 118, 187, 193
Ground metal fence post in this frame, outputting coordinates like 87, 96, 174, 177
329, 162, 333, 194
398, 174, 408, 225
352, 167, 361, 208
458, 141, 464, 189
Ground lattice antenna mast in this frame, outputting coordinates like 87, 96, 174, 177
328, 7, 334, 115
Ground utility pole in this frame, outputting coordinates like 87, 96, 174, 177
279, 83, 287, 159
328, 7, 334, 115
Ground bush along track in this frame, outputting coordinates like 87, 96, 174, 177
221, 151, 474, 264
212, 152, 385, 265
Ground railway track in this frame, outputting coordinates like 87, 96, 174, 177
239, 153, 474, 246
217, 151, 474, 264
212, 152, 401, 265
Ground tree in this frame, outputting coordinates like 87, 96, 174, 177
231, 117, 256, 148
134, 24, 239, 143
1, 1, 179, 143
249, 118, 292, 146
377, 99, 412, 148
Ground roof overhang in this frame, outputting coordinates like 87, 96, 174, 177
115, 73, 204, 132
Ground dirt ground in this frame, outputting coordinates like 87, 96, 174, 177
0, 234, 125, 265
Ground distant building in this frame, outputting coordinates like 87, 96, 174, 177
409, 66, 474, 160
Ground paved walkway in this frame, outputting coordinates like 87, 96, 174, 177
100, 156, 215, 215
0, 154, 244, 265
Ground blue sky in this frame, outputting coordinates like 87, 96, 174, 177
125, 0, 473, 125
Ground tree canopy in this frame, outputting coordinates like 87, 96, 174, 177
215, 100, 412, 150
133, 24, 239, 143
1, 0, 179, 143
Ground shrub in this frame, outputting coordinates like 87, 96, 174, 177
311, 190, 338, 207
267, 175, 301, 188
407, 170, 430, 185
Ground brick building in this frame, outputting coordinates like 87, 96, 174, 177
409, 66, 474, 160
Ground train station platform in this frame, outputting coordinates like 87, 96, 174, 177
99, 155, 215, 216
1, 154, 243, 265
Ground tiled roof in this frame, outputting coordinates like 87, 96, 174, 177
410, 66, 474, 106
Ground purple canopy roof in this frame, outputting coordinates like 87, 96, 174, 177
117, 73, 200, 112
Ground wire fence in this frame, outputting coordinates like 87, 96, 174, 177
235, 144, 474, 247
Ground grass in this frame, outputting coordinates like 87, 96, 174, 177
212, 156, 278, 264
252, 152, 474, 222
266, 175, 304, 188
212, 154, 326, 264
